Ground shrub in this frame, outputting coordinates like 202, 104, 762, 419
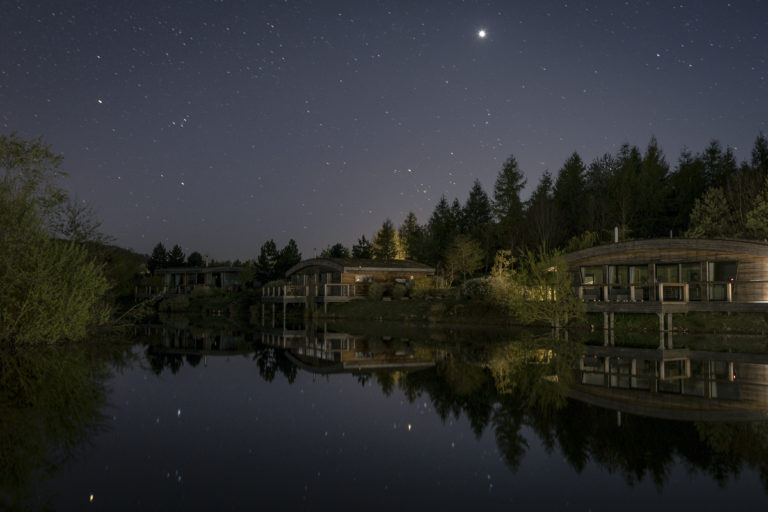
391, 283, 407, 300
190, 285, 222, 299
368, 282, 387, 301
461, 278, 492, 300
158, 296, 190, 312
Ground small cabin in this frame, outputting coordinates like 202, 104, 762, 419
156, 266, 241, 293
563, 238, 768, 305
285, 258, 435, 297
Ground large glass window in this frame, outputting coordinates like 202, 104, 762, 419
709, 261, 738, 281
656, 264, 680, 283
580, 266, 603, 285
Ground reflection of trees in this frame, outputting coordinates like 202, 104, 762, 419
354, 337, 768, 491
252, 346, 297, 384
0, 344, 112, 508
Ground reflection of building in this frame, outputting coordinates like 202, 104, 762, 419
136, 325, 248, 355
571, 344, 768, 421
261, 258, 434, 311
261, 327, 435, 373
564, 239, 768, 330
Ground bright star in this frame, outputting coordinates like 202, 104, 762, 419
477, 29, 487, 39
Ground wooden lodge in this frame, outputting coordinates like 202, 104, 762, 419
147, 266, 241, 295
261, 257, 435, 314
563, 238, 768, 329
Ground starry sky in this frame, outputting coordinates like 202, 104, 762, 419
2, 0, 766, 260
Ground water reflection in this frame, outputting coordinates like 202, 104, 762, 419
0, 343, 121, 509
6, 322, 768, 508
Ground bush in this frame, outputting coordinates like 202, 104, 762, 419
391, 283, 407, 300
158, 296, 190, 312
368, 282, 387, 301
410, 288, 428, 299
461, 278, 492, 300
190, 285, 217, 298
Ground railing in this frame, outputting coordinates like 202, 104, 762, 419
261, 284, 357, 299
262, 285, 310, 298
321, 283, 356, 297
577, 281, 741, 303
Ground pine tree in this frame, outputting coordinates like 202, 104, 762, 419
553, 152, 586, 243
148, 243, 168, 274
492, 155, 527, 251
524, 171, 557, 249
745, 177, 768, 240
685, 188, 735, 238
256, 240, 279, 282
462, 179, 492, 235
372, 218, 400, 259
398, 212, 424, 260
275, 239, 301, 277
352, 235, 373, 258
320, 243, 350, 258
426, 195, 458, 264
167, 244, 185, 266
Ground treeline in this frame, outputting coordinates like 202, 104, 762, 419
324, 134, 768, 278
147, 239, 302, 285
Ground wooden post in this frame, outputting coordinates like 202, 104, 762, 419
683, 283, 689, 302
727, 282, 733, 302
630, 285, 636, 302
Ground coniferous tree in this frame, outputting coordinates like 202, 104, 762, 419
751, 133, 768, 178
398, 212, 425, 260
148, 243, 168, 274
167, 244, 185, 266
462, 179, 492, 234
685, 188, 736, 238
275, 239, 301, 277
492, 155, 527, 252
668, 149, 707, 234
702, 140, 738, 190
607, 143, 642, 240
372, 218, 400, 259
426, 195, 459, 264
256, 239, 279, 282
553, 152, 586, 244
635, 137, 671, 238
744, 177, 768, 240
320, 243, 351, 258
582, 153, 613, 235
524, 171, 558, 249
352, 235, 373, 258
187, 251, 204, 267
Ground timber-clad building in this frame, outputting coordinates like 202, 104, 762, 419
563, 238, 768, 314
261, 258, 435, 318
285, 257, 435, 297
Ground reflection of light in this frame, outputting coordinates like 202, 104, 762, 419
90, 494, 94, 502
408, 424, 412, 431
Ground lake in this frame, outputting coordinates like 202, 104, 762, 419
3, 321, 768, 510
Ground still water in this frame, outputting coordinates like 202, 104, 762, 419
3, 322, 768, 510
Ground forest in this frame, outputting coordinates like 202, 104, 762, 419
334, 134, 768, 278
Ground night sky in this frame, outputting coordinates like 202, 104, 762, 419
2, 0, 766, 260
